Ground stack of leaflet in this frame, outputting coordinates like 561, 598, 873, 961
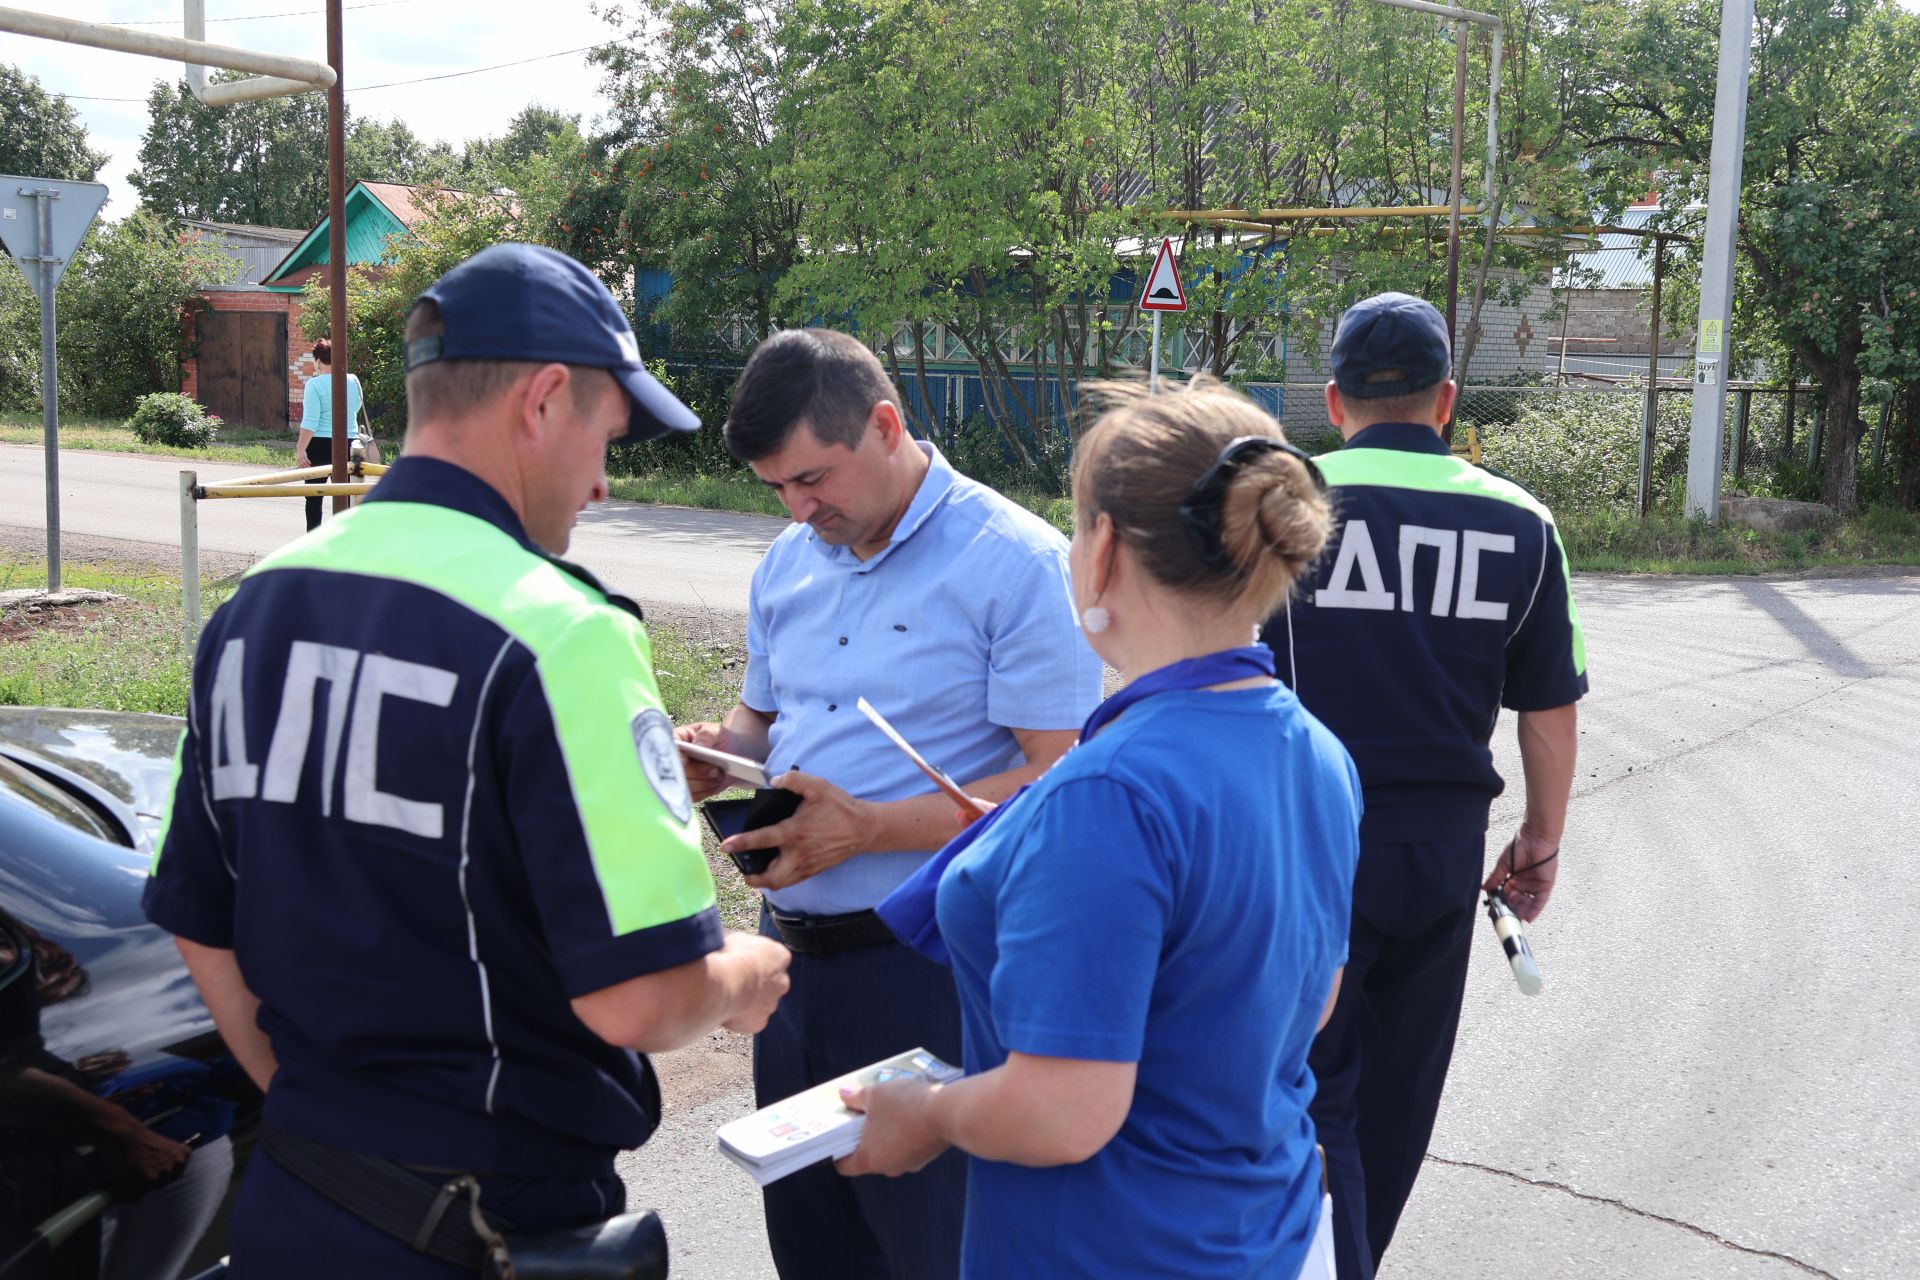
716, 1047, 963, 1185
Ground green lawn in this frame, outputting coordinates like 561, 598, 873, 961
1562, 504, 1920, 575
608, 467, 1920, 575
0, 557, 220, 714
0, 412, 399, 470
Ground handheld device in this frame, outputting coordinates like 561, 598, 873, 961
854, 698, 989, 819
1484, 890, 1543, 996
678, 740, 772, 790
701, 789, 803, 876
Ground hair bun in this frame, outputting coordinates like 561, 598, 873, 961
1074, 376, 1333, 615
1221, 450, 1330, 582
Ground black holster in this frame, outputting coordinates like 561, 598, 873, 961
261, 1125, 667, 1279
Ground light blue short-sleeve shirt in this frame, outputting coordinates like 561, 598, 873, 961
742, 443, 1103, 916
301, 371, 363, 439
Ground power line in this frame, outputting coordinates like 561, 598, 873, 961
356, 44, 600, 91
53, 42, 604, 101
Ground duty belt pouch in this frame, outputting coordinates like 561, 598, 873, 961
262, 1125, 668, 1279
486, 1213, 669, 1280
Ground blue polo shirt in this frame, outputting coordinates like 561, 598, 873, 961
742, 443, 1103, 917
143, 457, 724, 1176
1264, 423, 1588, 843
936, 684, 1360, 1279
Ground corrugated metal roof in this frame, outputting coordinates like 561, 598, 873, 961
183, 219, 310, 285
1558, 204, 1695, 291
181, 219, 305, 242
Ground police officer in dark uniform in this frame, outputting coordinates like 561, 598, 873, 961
141, 244, 791, 1278
1264, 292, 1586, 1280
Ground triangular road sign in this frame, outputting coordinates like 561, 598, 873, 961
0, 177, 110, 295
1138, 236, 1187, 312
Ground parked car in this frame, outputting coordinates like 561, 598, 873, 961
0, 708, 255, 1280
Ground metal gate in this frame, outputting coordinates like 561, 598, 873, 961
196, 309, 287, 430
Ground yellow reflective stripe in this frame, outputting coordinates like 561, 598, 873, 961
152, 728, 187, 872
250, 500, 716, 933
536, 614, 715, 935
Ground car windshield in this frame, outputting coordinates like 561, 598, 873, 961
0, 754, 120, 845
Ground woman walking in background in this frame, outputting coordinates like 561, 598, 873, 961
296, 339, 368, 532
849, 378, 1360, 1280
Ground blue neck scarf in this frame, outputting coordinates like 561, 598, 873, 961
875, 646, 1276, 964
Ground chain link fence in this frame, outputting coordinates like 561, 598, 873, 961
1257, 380, 1822, 517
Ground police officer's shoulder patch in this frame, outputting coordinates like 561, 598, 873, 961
631, 708, 693, 824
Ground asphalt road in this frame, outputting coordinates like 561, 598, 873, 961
5, 444, 1917, 1278
0, 444, 782, 614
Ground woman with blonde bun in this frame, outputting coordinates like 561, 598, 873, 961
849, 378, 1360, 1280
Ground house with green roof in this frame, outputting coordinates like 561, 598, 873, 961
183, 181, 444, 430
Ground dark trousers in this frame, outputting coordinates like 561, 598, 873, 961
230, 1137, 624, 1279
1309, 836, 1484, 1280
303, 435, 335, 533
755, 908, 966, 1280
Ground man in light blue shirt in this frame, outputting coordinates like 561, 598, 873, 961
678, 328, 1101, 1280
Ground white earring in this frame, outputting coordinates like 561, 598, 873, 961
1081, 606, 1112, 634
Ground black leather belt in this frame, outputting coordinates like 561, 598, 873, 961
768, 908, 897, 955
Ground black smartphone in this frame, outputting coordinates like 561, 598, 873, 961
700, 788, 803, 877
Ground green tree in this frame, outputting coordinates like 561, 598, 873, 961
0, 212, 239, 416
60, 213, 241, 416
592, 0, 810, 342
0, 264, 40, 412
577, 0, 1579, 473
1559, 0, 1920, 511
463, 104, 581, 184
347, 116, 466, 188
0, 64, 107, 181
300, 190, 519, 423
132, 75, 331, 228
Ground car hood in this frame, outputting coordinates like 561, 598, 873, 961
0, 707, 182, 852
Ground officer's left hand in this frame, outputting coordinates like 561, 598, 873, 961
1484, 828, 1559, 922
726, 771, 873, 890
835, 1078, 950, 1178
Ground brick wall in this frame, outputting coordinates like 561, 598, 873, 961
180, 288, 310, 430
1557, 286, 1693, 356
1280, 270, 1559, 386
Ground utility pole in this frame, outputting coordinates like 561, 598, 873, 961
1684, 0, 1754, 520
327, 0, 349, 513
1442, 5, 1469, 444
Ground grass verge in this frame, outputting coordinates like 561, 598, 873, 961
0, 412, 396, 470
613, 466, 1920, 575
0, 552, 763, 930
0, 556, 226, 714
1561, 504, 1920, 574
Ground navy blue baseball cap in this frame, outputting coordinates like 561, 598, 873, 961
406, 243, 699, 442
1329, 292, 1452, 400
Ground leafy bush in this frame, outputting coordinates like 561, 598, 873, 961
607, 357, 748, 479
944, 413, 1072, 500
127, 392, 220, 448
0, 212, 238, 417
1477, 391, 1691, 516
